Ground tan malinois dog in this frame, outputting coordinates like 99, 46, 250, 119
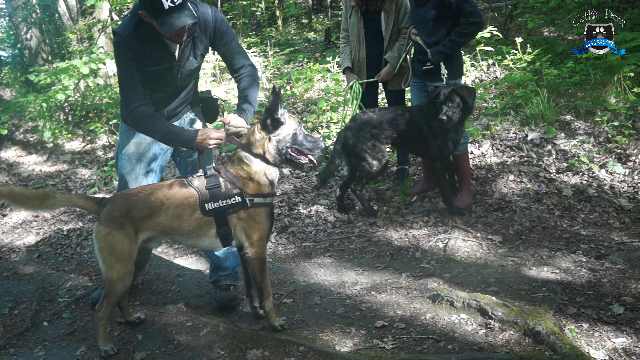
0, 86, 325, 358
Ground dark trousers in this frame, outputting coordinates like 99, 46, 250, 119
360, 64, 409, 166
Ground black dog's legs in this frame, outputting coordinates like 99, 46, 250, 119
336, 172, 356, 214
349, 160, 389, 217
350, 178, 377, 217
432, 156, 465, 216
447, 156, 458, 194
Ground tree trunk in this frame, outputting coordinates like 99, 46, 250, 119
93, 0, 114, 53
56, 0, 79, 31
6, 0, 52, 67
306, 0, 313, 27
275, 0, 284, 31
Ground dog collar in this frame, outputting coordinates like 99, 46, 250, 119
227, 136, 275, 166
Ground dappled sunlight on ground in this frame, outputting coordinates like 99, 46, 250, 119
1, 88, 639, 358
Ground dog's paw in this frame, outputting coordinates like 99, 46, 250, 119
363, 205, 378, 217
337, 204, 351, 215
99, 344, 118, 359
447, 206, 466, 216
125, 314, 146, 326
251, 306, 266, 320
268, 317, 287, 332
337, 199, 356, 214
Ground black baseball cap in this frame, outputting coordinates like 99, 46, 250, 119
139, 0, 198, 34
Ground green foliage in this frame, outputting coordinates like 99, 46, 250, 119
260, 38, 344, 142
568, 154, 598, 173
464, 7, 639, 140
1, 44, 119, 142
595, 113, 636, 146
522, 87, 557, 127
91, 159, 117, 194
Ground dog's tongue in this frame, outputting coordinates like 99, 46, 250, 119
307, 155, 317, 167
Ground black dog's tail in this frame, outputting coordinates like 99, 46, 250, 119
316, 132, 344, 185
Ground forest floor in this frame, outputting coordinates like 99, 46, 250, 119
1, 94, 640, 360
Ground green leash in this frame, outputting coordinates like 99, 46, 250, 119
341, 78, 376, 125
340, 43, 415, 126
339, 31, 448, 128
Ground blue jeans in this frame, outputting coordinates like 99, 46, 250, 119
115, 111, 240, 286
410, 77, 469, 155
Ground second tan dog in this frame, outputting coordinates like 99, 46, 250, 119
0, 86, 325, 358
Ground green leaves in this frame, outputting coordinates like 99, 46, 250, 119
611, 303, 625, 315
2, 45, 119, 145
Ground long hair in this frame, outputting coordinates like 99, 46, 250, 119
354, 0, 388, 13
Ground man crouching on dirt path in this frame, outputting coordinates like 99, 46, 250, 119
90, 0, 259, 311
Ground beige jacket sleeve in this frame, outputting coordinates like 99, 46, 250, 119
383, 0, 411, 69
340, 0, 352, 73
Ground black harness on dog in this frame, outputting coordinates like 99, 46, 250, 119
187, 165, 274, 248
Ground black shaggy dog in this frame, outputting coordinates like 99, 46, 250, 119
317, 85, 476, 216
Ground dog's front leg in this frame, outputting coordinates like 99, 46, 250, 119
242, 242, 286, 331
237, 245, 264, 320
350, 178, 378, 217
432, 157, 464, 215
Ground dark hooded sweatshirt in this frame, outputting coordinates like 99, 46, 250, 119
112, 1, 259, 150
410, 0, 484, 83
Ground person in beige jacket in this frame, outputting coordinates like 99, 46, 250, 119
340, 0, 412, 185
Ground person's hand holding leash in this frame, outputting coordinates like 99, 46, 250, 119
410, 28, 436, 68
376, 63, 395, 83
221, 113, 251, 138
343, 67, 360, 86
410, 28, 419, 43
196, 128, 226, 151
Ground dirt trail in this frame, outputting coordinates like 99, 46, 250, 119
1, 121, 639, 359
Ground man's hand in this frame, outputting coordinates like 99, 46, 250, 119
221, 113, 250, 138
410, 28, 419, 42
196, 128, 226, 152
376, 63, 395, 83
344, 68, 359, 86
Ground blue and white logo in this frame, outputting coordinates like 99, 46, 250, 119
572, 9, 628, 56
573, 23, 626, 55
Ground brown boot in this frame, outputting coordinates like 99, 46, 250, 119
405, 157, 437, 196
453, 152, 473, 209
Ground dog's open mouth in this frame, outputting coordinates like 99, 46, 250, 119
287, 147, 318, 167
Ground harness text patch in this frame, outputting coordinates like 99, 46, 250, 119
204, 195, 243, 211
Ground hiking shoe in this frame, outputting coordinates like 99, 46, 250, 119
214, 284, 240, 310
90, 287, 103, 309
393, 167, 409, 187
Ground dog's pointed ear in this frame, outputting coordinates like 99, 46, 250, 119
452, 85, 476, 110
261, 85, 285, 134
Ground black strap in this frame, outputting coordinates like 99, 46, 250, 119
204, 171, 233, 247
213, 212, 234, 248
186, 172, 237, 248
205, 167, 221, 190
186, 170, 275, 249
